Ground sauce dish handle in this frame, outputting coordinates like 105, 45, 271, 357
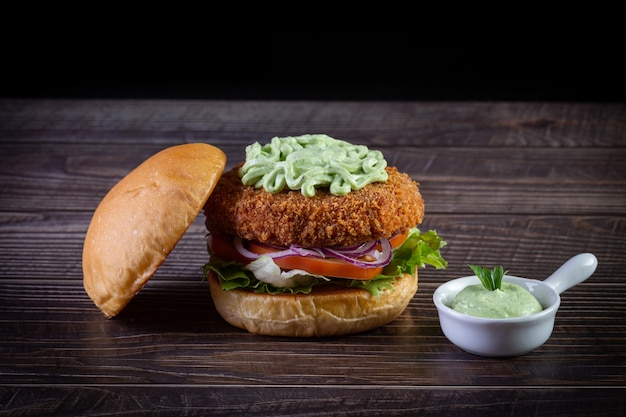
543, 253, 598, 294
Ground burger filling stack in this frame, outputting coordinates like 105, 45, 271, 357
202, 134, 447, 336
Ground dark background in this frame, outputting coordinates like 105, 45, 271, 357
3, 35, 624, 102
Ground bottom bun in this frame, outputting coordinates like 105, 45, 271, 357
208, 271, 418, 337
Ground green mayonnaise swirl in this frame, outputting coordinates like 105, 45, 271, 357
239, 134, 388, 197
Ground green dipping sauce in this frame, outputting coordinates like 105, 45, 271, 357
450, 282, 543, 318
239, 134, 388, 197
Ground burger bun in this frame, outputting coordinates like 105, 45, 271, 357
82, 143, 226, 318
207, 269, 418, 337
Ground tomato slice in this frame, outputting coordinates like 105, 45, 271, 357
208, 231, 408, 280
248, 244, 383, 280
207, 233, 250, 264
385, 231, 410, 250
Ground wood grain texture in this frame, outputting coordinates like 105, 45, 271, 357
1, 386, 625, 416
1, 100, 625, 416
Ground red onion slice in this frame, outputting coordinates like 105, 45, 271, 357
233, 236, 263, 259
233, 236, 324, 260
322, 238, 393, 268
231, 234, 392, 269
330, 240, 378, 257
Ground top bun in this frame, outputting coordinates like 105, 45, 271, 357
82, 143, 226, 317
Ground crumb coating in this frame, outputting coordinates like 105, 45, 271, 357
204, 165, 424, 247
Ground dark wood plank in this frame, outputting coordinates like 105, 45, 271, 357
1, 279, 625, 386
2, 100, 625, 147
2, 385, 625, 416
1, 212, 624, 284
1, 143, 624, 215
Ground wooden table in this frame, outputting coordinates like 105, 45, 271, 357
1, 100, 625, 416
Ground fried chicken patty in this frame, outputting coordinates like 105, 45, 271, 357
204, 165, 424, 247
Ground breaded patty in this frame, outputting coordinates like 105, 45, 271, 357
204, 165, 424, 247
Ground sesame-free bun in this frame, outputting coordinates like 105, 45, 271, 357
83, 143, 226, 318
207, 270, 418, 337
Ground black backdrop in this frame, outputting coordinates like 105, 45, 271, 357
3, 36, 623, 102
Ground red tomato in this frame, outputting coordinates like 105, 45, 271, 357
207, 233, 250, 264
208, 231, 408, 280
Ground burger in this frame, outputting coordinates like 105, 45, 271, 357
82, 136, 446, 337
202, 134, 447, 337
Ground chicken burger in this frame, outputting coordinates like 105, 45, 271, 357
203, 134, 446, 337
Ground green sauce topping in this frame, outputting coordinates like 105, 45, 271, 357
450, 282, 543, 318
239, 134, 388, 197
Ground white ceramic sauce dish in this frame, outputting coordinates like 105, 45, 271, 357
433, 253, 598, 357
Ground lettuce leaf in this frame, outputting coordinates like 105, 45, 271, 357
203, 259, 322, 294
385, 228, 448, 275
203, 260, 251, 290
202, 228, 447, 297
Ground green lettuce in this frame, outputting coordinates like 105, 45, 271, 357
202, 228, 447, 297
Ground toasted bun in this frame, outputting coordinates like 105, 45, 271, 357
83, 143, 226, 318
208, 270, 418, 337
